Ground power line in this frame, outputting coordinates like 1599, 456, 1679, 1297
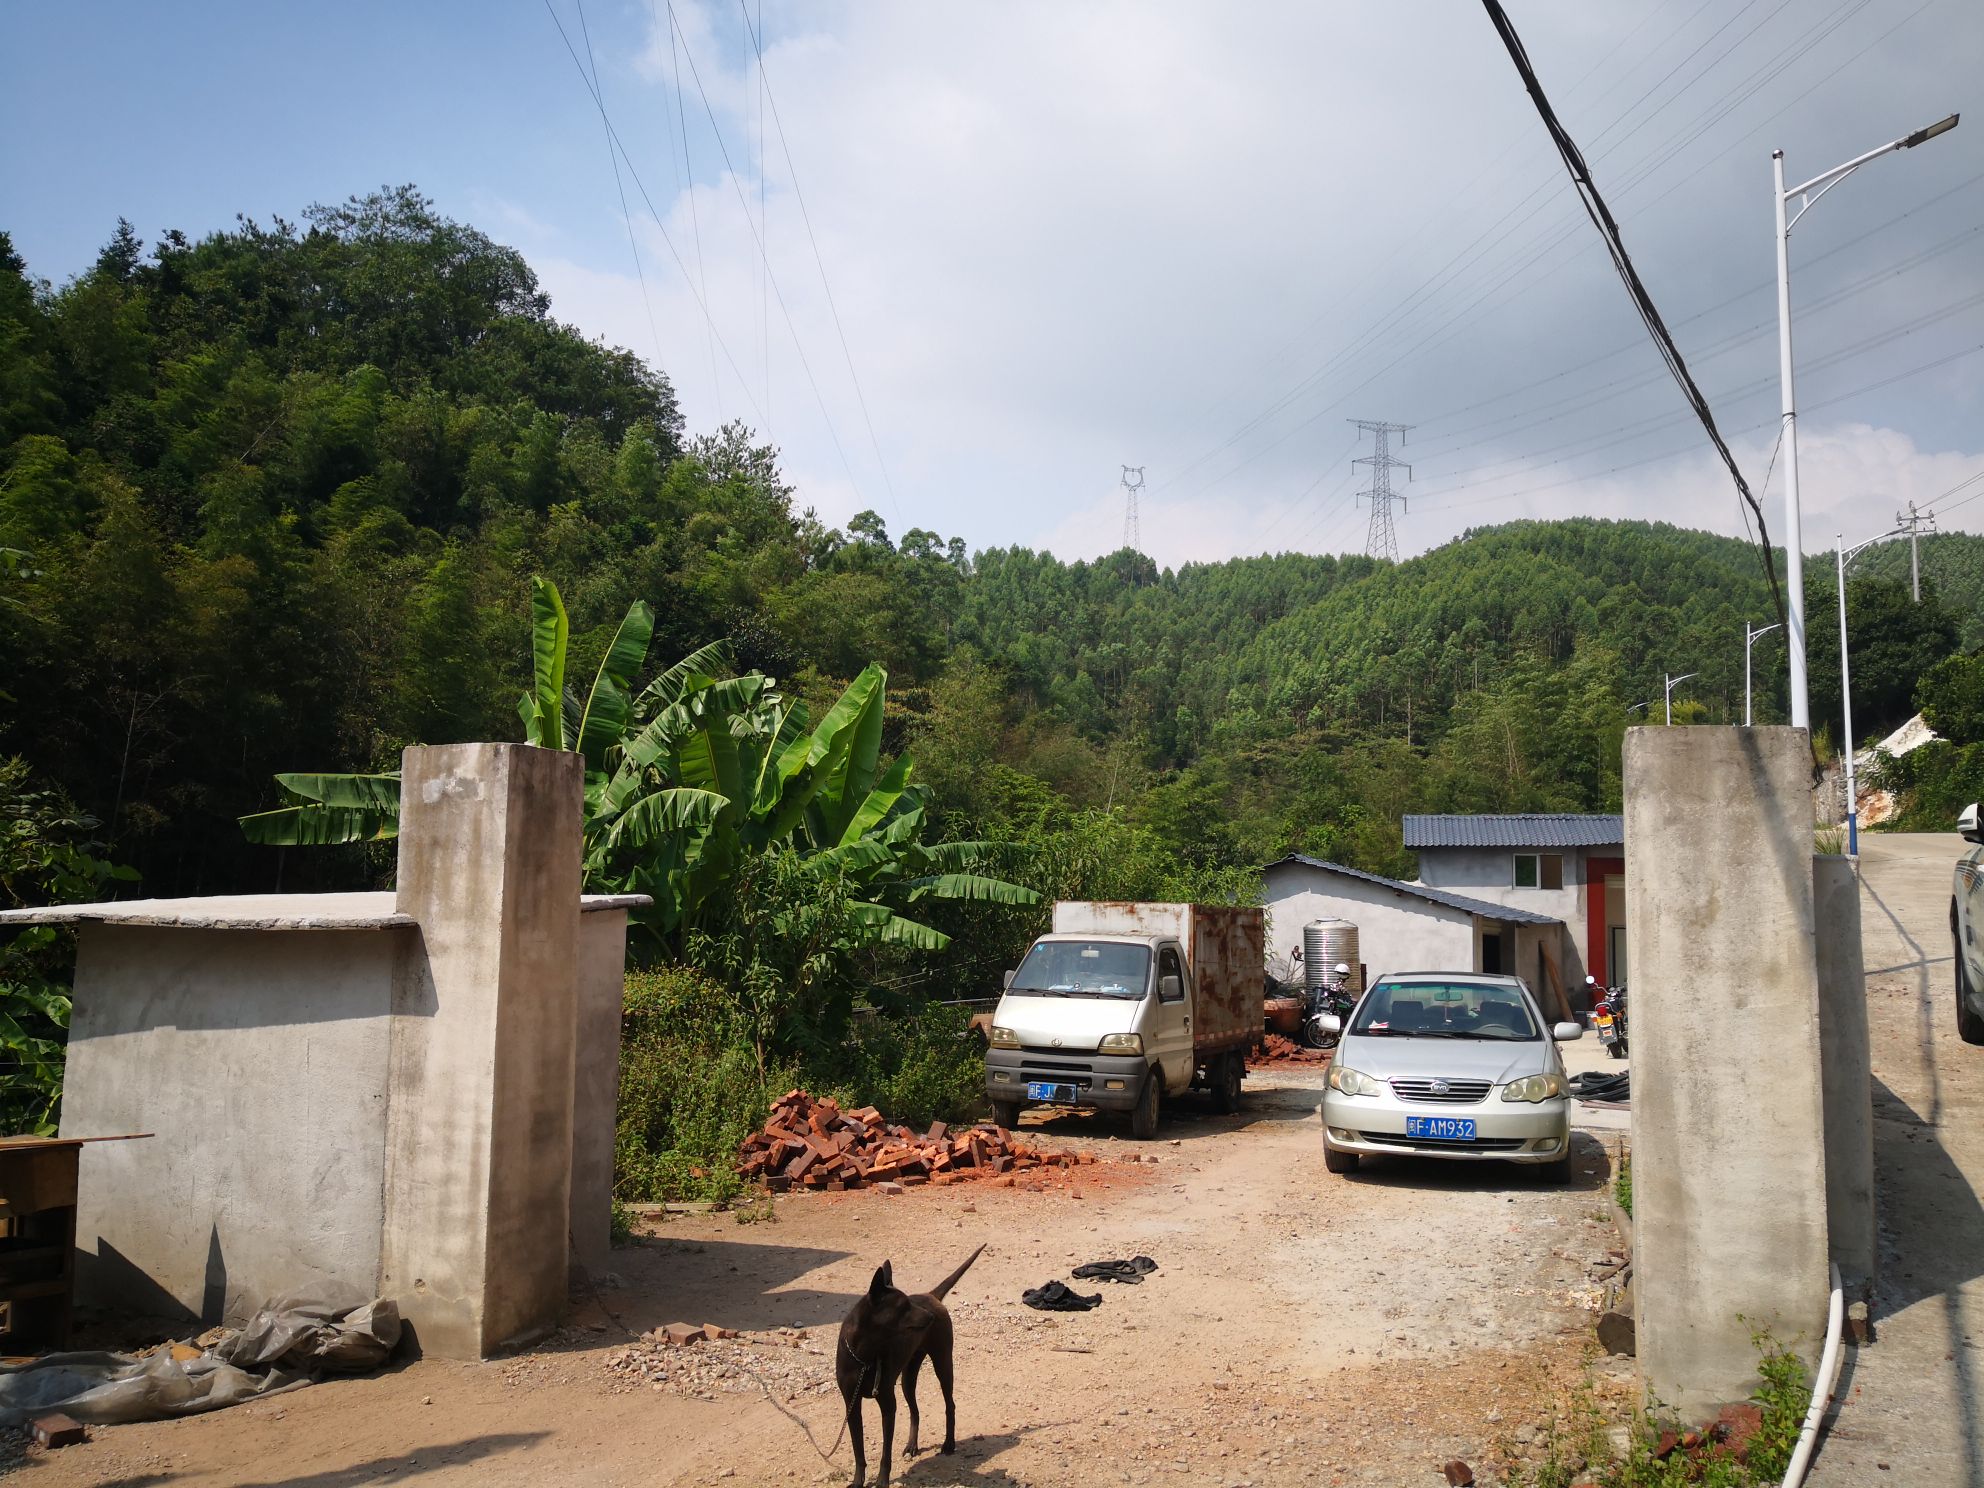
661, 0, 723, 419
665, 1, 878, 514
1480, 0, 1785, 632
572, 0, 664, 372
736, 0, 902, 519
539, 0, 764, 425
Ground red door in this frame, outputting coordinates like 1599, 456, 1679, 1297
1586, 857, 1625, 985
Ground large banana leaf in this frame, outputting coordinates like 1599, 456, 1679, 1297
238, 772, 404, 845
521, 576, 569, 750
901, 872, 1042, 905
810, 665, 887, 845
847, 901, 951, 951
576, 600, 655, 772
632, 637, 732, 717
600, 787, 729, 852
837, 755, 913, 848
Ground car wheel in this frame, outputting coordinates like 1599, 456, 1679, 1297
1537, 1148, 1574, 1185
1210, 1052, 1243, 1115
991, 1098, 1022, 1130
1323, 1143, 1359, 1175
1128, 1071, 1161, 1141
1957, 912, 1984, 1046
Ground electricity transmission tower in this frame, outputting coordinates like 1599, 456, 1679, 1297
1352, 420, 1412, 562
1896, 499, 1936, 601
1121, 465, 1145, 551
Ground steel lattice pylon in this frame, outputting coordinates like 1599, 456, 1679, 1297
1351, 420, 1412, 562
1121, 465, 1145, 552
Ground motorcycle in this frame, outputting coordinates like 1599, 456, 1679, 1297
1587, 974, 1628, 1060
1302, 962, 1358, 1050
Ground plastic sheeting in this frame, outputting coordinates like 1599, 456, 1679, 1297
0, 1287, 401, 1428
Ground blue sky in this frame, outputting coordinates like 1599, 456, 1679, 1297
4, 1, 1981, 564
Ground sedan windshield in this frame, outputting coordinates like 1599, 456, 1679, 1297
1010, 941, 1151, 999
1349, 981, 1539, 1040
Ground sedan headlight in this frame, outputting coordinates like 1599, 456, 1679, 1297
1501, 1073, 1566, 1104
988, 1026, 1020, 1049
1097, 1032, 1143, 1055
1326, 1064, 1383, 1097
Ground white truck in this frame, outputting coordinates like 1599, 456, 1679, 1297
1955, 802, 1983, 1043
984, 902, 1265, 1139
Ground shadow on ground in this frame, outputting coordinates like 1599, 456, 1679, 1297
563, 1236, 859, 1342
1333, 1129, 1614, 1195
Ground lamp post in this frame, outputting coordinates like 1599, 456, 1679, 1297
1836, 526, 1908, 856
1744, 621, 1782, 726
1664, 672, 1699, 726
1773, 112, 1958, 734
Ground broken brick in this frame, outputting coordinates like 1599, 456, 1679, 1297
661, 1323, 707, 1347
1442, 1462, 1474, 1488
31, 1414, 85, 1449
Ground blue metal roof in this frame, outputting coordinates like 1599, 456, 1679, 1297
1401, 814, 1624, 850
1263, 854, 1564, 927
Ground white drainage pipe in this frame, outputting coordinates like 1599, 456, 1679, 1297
1780, 1261, 1846, 1488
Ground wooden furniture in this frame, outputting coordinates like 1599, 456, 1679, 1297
0, 1134, 148, 1353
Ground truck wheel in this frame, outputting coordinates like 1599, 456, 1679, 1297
1129, 1071, 1161, 1140
991, 1098, 1022, 1130
1210, 1052, 1243, 1115
1323, 1144, 1358, 1175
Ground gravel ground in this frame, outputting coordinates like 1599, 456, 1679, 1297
12, 1066, 1626, 1488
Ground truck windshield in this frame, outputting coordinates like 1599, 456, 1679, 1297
1010, 941, 1151, 999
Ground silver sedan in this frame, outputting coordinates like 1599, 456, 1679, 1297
1317, 972, 1583, 1180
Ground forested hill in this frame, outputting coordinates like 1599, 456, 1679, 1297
3, 192, 1978, 901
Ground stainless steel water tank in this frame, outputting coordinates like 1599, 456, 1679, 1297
1302, 918, 1360, 994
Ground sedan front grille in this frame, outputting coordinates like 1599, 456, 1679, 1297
1358, 1131, 1527, 1153
1389, 1077, 1492, 1104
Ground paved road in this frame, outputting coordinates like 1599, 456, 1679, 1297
1812, 831, 1984, 1486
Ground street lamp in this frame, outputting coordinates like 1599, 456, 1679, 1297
1773, 112, 1959, 734
1836, 526, 1908, 857
1744, 621, 1782, 727
1664, 672, 1699, 726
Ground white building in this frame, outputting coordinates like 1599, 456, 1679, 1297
1261, 854, 1572, 1020
1402, 814, 1626, 996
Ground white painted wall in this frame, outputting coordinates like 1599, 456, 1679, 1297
65, 924, 403, 1321
1263, 868, 1476, 983
1415, 843, 1615, 975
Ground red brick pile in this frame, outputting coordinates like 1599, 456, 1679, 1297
1248, 1033, 1331, 1065
736, 1091, 1095, 1192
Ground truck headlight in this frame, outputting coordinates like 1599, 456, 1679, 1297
988, 1026, 1020, 1049
1097, 1032, 1143, 1055
1501, 1073, 1566, 1103
1326, 1065, 1382, 1097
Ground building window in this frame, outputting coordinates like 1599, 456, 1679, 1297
1514, 853, 1564, 890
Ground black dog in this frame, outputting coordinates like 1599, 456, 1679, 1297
836, 1243, 984, 1488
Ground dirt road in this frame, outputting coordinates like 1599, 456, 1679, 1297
1810, 831, 1984, 1487
17, 1068, 1624, 1488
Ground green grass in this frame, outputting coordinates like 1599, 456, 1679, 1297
1615, 1154, 1632, 1219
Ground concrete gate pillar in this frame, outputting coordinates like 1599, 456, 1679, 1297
381, 742, 583, 1357
1625, 726, 1831, 1418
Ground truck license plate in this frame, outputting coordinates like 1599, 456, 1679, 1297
1026, 1081, 1076, 1103
1406, 1117, 1476, 1140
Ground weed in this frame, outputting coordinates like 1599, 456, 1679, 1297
1615, 1155, 1633, 1219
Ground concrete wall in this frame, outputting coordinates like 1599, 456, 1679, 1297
383, 742, 583, 1358
1418, 844, 1598, 977
63, 925, 404, 1321
1814, 853, 1876, 1286
1263, 871, 1475, 983
1626, 726, 1832, 1418
571, 907, 631, 1277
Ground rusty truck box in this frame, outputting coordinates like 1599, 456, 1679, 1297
1049, 902, 1265, 1058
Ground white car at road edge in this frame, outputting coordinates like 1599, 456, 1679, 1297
1956, 802, 1984, 1045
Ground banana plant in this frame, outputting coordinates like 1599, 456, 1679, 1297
242, 577, 1036, 955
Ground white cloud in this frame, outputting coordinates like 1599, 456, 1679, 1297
529, 0, 1983, 565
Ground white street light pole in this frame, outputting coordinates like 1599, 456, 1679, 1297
1837, 527, 1908, 857
1665, 672, 1700, 726
1773, 112, 1958, 735
1744, 621, 1782, 727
